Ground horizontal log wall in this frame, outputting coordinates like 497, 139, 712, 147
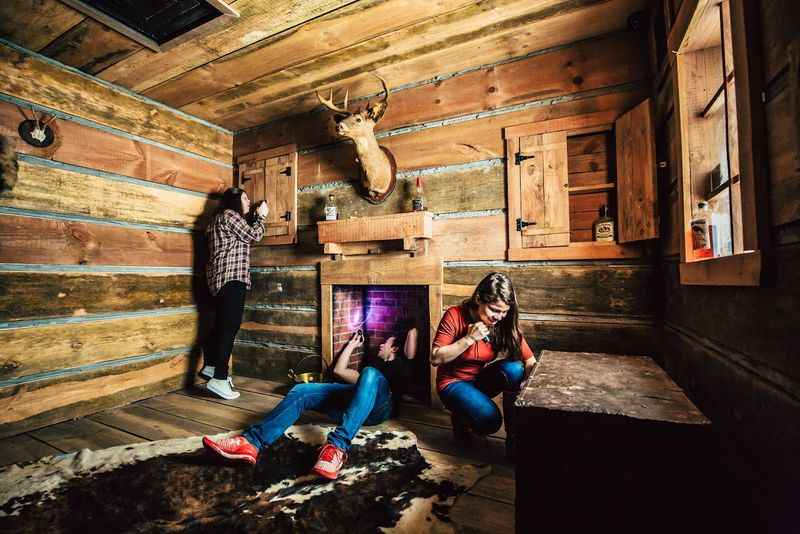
232, 30, 658, 382
651, 0, 800, 523
0, 43, 232, 437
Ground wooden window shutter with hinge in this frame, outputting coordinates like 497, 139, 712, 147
507, 130, 570, 249
615, 98, 659, 243
235, 144, 298, 246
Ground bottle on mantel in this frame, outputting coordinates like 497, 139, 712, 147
593, 204, 615, 242
412, 176, 425, 211
324, 193, 338, 221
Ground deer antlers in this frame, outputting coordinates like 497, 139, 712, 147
315, 73, 389, 122
316, 87, 351, 115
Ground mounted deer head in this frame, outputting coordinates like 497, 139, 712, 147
317, 74, 396, 204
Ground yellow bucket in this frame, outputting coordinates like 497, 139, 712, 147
288, 355, 325, 384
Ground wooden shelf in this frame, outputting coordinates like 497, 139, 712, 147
507, 241, 642, 261
317, 211, 433, 256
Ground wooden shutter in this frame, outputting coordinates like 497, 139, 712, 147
512, 131, 570, 248
616, 99, 659, 243
236, 143, 297, 246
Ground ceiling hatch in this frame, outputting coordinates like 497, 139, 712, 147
60, 0, 239, 52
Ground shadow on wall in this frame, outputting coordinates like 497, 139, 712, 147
186, 193, 219, 389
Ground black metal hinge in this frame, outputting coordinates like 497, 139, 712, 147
280, 166, 292, 176
280, 211, 292, 221
515, 152, 536, 165
516, 218, 536, 232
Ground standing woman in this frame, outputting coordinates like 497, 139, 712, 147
431, 272, 536, 458
202, 187, 268, 400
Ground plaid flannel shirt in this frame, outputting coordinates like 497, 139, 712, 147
206, 209, 266, 296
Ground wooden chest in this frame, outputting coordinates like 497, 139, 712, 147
514, 351, 715, 533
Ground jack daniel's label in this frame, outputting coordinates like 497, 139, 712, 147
595, 221, 614, 241
324, 206, 337, 221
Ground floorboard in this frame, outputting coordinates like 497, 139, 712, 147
139, 392, 262, 430
0, 433, 62, 466
89, 404, 226, 441
28, 418, 143, 453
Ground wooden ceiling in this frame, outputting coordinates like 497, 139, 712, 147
0, 0, 650, 131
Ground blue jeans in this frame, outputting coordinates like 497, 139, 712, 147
243, 367, 392, 452
438, 359, 524, 436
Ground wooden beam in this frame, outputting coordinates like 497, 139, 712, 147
197, 0, 648, 129
679, 250, 761, 286
0, 271, 195, 322
0, 352, 196, 437
320, 284, 333, 368
0, 101, 231, 195
320, 255, 443, 285
2, 160, 217, 229
0, 214, 196, 267
507, 241, 643, 261
97, 0, 355, 92
0, 41, 232, 163
0, 0, 85, 52
0, 311, 198, 380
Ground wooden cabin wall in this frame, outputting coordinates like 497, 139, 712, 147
651, 0, 800, 521
232, 30, 659, 382
0, 40, 233, 438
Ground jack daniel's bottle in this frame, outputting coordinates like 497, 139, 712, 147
593, 204, 614, 242
324, 194, 338, 221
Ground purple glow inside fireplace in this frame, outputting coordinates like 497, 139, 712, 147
332, 285, 429, 402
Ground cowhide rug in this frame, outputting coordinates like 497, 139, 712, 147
0, 424, 489, 533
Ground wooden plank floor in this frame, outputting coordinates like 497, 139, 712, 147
0, 376, 515, 533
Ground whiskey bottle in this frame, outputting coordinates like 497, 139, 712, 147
412, 176, 425, 211
324, 194, 338, 221
593, 204, 614, 242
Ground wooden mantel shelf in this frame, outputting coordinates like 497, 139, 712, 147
317, 211, 433, 256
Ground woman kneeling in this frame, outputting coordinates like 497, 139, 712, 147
431, 272, 536, 458
203, 323, 417, 479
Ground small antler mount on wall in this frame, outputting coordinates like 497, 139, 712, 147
17, 106, 58, 149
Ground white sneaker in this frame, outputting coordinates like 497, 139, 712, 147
199, 365, 215, 381
207, 378, 240, 400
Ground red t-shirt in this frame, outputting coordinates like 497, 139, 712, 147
433, 305, 535, 392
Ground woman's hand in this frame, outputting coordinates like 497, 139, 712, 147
256, 201, 269, 218
467, 322, 490, 343
347, 329, 364, 349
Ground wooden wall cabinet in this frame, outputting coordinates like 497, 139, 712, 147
236, 143, 298, 246
505, 103, 658, 261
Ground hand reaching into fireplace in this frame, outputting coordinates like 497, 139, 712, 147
332, 330, 364, 385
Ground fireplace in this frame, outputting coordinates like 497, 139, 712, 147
321, 256, 443, 408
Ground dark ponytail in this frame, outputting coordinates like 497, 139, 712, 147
219, 187, 246, 217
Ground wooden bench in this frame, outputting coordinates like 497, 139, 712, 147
514, 351, 714, 533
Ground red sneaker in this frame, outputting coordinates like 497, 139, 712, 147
202, 435, 258, 465
311, 443, 347, 480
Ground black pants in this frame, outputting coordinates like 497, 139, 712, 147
205, 280, 247, 379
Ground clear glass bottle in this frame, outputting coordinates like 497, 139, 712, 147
412, 176, 425, 211
324, 194, 338, 221
593, 204, 614, 242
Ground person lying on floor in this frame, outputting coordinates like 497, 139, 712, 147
202, 321, 418, 479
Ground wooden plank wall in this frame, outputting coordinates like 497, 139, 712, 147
231, 30, 659, 382
0, 42, 233, 438
651, 0, 800, 522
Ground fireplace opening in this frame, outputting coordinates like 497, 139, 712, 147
332, 285, 430, 405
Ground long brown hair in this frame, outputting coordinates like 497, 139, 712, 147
463, 272, 523, 359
